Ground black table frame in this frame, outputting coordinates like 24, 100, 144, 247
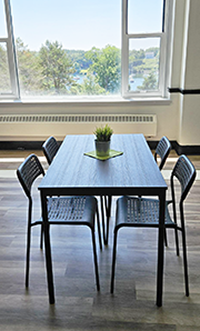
38, 134, 167, 306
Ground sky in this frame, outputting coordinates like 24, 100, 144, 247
1, 0, 163, 52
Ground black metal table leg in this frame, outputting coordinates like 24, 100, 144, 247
41, 192, 55, 304
156, 190, 166, 307
101, 196, 112, 245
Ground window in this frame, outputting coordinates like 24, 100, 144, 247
10, 0, 121, 98
122, 0, 173, 98
1, 0, 173, 100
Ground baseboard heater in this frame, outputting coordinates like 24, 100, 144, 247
0, 114, 157, 141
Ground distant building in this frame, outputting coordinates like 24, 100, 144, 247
145, 52, 154, 59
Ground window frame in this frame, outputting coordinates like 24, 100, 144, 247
1, 0, 173, 102
0, 0, 19, 99
121, 0, 173, 99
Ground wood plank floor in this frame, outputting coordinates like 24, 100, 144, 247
0, 149, 199, 331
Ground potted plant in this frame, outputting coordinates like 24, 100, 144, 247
94, 124, 113, 157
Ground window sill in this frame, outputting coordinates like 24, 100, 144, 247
0, 95, 171, 107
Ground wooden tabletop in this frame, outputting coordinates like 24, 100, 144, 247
38, 134, 167, 196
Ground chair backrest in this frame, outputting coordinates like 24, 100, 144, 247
42, 136, 59, 165
155, 136, 171, 170
171, 154, 196, 203
17, 154, 45, 198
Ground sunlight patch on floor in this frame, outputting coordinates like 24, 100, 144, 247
0, 170, 18, 178
0, 156, 46, 162
0, 158, 25, 162
161, 170, 171, 180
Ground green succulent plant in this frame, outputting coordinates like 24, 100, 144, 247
94, 124, 113, 142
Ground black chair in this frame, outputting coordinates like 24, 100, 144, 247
42, 136, 59, 165
42, 135, 108, 257
154, 136, 171, 170
111, 155, 196, 296
42, 136, 111, 247
102, 136, 171, 246
17, 154, 102, 290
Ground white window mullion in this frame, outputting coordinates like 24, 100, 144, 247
159, 33, 166, 97
121, 0, 128, 96
128, 33, 163, 39
3, 0, 20, 99
163, 0, 174, 98
121, 36, 129, 96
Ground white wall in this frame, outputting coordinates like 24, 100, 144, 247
178, 0, 200, 145
0, 98, 179, 141
182, 0, 200, 89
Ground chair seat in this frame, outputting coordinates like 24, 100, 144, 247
116, 196, 174, 229
47, 196, 96, 227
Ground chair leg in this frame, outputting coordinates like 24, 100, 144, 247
106, 196, 112, 240
174, 227, 180, 256
111, 229, 118, 294
104, 195, 108, 215
96, 203, 102, 250
164, 228, 168, 247
105, 195, 112, 219
40, 223, 43, 250
181, 227, 189, 296
91, 230, 100, 291
25, 225, 31, 288
100, 196, 106, 245
102, 195, 112, 245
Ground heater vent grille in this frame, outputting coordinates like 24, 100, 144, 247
0, 114, 157, 140
0, 114, 156, 124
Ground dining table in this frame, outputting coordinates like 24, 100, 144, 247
38, 133, 167, 306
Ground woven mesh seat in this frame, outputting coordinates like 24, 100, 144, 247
111, 155, 196, 297
117, 197, 173, 226
48, 196, 86, 221
42, 136, 59, 165
17, 154, 102, 291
